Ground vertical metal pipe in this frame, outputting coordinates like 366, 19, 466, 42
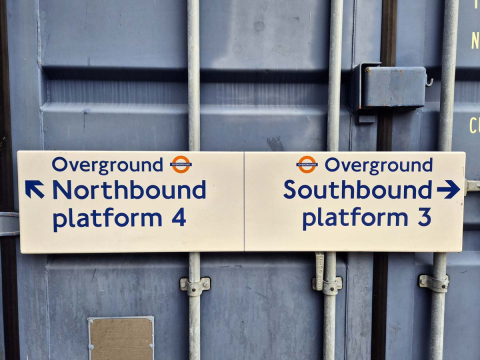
324, 1, 343, 360
323, 252, 337, 360
188, 0, 200, 152
438, 0, 459, 153
326, 0, 344, 153
188, 0, 201, 359
432, 1, 459, 360
189, 252, 201, 360
430, 253, 447, 360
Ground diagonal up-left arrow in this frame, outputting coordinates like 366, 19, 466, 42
25, 180, 44, 199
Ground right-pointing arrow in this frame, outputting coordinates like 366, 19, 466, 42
437, 180, 460, 199
25, 180, 44, 199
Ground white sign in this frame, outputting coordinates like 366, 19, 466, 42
244, 152, 465, 252
18, 151, 244, 253
18, 151, 466, 253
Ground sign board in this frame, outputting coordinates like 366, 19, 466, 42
18, 151, 466, 253
18, 151, 244, 253
245, 152, 465, 252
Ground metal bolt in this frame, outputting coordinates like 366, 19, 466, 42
203, 281, 209, 288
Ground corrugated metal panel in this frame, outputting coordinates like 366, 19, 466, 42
39, 0, 356, 71
385, 1, 480, 359
43, 254, 347, 359
14, 0, 480, 359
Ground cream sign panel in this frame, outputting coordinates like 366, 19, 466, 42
18, 151, 244, 253
244, 152, 465, 252
18, 151, 465, 253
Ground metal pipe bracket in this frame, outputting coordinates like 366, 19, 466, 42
465, 180, 480, 195
180, 277, 211, 297
318, 277, 343, 295
418, 274, 450, 293
312, 252, 325, 291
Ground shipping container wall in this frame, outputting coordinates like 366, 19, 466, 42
7, 0, 382, 359
6, 0, 480, 359
386, 1, 480, 360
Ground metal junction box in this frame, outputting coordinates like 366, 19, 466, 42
362, 66, 427, 109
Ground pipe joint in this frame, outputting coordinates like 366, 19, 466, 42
180, 277, 211, 297
322, 277, 343, 296
419, 274, 449, 293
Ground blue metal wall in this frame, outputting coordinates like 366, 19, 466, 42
5, 0, 479, 359
386, 1, 480, 359
7, 0, 381, 358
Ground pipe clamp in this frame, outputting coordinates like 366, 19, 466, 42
418, 274, 449, 293
320, 277, 343, 295
180, 277, 211, 297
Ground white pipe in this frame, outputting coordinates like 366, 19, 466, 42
327, 0, 344, 153
188, 0, 200, 152
438, 0, 459, 153
188, 0, 201, 359
323, 252, 337, 360
432, 1, 459, 359
324, 1, 343, 359
189, 252, 201, 360
430, 253, 447, 360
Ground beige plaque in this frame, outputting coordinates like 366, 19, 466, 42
18, 151, 244, 253
89, 317, 153, 360
245, 152, 465, 252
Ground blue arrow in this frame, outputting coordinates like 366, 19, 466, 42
25, 180, 44, 199
437, 180, 460, 199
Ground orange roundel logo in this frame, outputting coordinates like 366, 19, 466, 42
170, 156, 192, 173
296, 156, 318, 173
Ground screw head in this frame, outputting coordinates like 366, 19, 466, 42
203, 282, 209, 288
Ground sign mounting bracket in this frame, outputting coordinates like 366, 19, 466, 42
180, 277, 211, 297
418, 274, 450, 293
465, 179, 480, 195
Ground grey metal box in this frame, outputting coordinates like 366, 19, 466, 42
362, 67, 427, 108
